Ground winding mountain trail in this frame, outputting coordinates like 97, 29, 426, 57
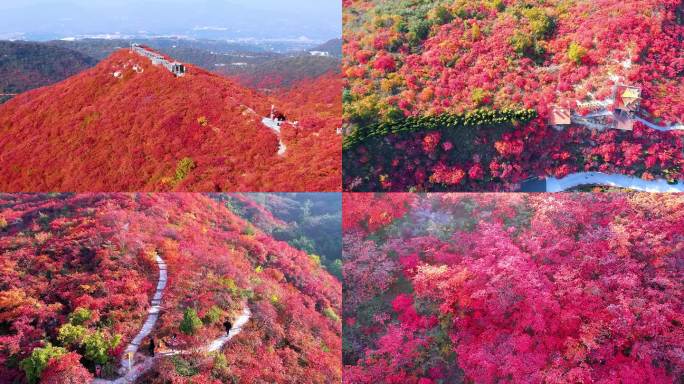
119, 254, 167, 372
521, 172, 684, 192
262, 117, 288, 156
92, 254, 251, 384
162, 306, 251, 355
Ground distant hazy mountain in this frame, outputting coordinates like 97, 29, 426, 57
0, 40, 97, 103
1, 37, 339, 102
220, 55, 340, 90
0, 0, 341, 42
48, 38, 277, 61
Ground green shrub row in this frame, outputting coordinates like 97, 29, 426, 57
343, 108, 537, 150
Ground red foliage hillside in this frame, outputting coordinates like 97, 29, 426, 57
0, 49, 341, 192
343, 0, 684, 191
343, 193, 684, 383
0, 193, 341, 383
271, 73, 343, 186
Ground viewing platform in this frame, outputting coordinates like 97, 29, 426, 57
131, 43, 186, 77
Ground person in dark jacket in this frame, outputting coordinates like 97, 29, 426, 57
148, 337, 155, 356
274, 112, 286, 122
224, 320, 233, 334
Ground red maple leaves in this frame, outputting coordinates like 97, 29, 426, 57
343, 193, 684, 383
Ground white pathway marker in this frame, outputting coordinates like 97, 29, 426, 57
546, 172, 684, 192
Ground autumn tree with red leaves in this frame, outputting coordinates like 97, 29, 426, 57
40, 352, 92, 384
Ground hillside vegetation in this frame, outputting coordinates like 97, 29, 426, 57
0, 193, 341, 383
220, 193, 343, 280
0, 49, 341, 191
0, 41, 96, 103
343, 193, 684, 383
343, 0, 684, 191
222, 55, 341, 90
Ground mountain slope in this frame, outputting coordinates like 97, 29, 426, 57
0, 193, 341, 383
218, 193, 343, 280
0, 41, 97, 103
269, 73, 343, 188
0, 48, 340, 191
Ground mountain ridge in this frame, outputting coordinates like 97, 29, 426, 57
0, 40, 97, 103
0, 48, 341, 191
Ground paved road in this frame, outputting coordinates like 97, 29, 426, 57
521, 172, 684, 192
262, 117, 287, 156
633, 116, 684, 132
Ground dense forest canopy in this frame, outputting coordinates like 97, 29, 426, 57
343, 192, 684, 383
215, 193, 343, 280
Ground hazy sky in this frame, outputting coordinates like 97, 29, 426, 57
0, 0, 341, 41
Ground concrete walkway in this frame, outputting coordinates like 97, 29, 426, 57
206, 306, 251, 352
91, 251, 250, 384
569, 109, 683, 132
262, 117, 287, 156
546, 172, 684, 192
120, 254, 167, 372
92, 306, 250, 384
92, 253, 166, 384
162, 306, 251, 355
633, 116, 684, 132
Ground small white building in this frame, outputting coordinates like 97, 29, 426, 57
309, 51, 331, 57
